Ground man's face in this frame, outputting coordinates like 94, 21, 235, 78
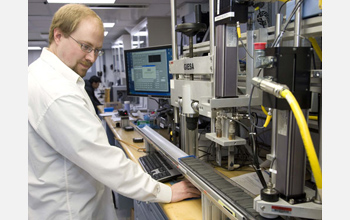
55, 17, 104, 77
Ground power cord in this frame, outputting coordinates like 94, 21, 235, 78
115, 138, 146, 152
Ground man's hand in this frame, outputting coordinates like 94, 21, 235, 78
170, 179, 201, 203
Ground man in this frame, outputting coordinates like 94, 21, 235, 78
28, 4, 200, 219
85, 75, 102, 114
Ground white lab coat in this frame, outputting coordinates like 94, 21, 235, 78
28, 48, 172, 220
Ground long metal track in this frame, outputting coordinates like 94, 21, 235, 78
179, 156, 271, 220
136, 125, 280, 219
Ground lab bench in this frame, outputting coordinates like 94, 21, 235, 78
97, 105, 253, 220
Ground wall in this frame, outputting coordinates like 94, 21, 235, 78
147, 17, 172, 47
100, 49, 117, 87
28, 50, 41, 65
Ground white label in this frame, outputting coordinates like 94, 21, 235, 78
215, 12, 235, 22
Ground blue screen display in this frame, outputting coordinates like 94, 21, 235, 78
124, 45, 173, 97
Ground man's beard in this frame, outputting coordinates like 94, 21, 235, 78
74, 60, 93, 77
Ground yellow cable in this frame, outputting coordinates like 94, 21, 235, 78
309, 37, 322, 62
263, 115, 272, 128
261, 105, 268, 116
236, 22, 241, 39
280, 89, 322, 200
261, 105, 272, 127
309, 115, 318, 121
319, 0, 322, 9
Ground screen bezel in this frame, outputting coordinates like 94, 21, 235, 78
124, 44, 173, 98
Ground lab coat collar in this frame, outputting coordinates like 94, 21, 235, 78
40, 47, 84, 85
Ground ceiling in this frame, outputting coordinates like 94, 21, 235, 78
28, 0, 207, 49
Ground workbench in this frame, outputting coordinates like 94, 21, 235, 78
97, 105, 254, 220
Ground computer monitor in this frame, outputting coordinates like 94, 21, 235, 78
124, 45, 173, 98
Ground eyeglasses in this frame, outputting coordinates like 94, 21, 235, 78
69, 35, 104, 57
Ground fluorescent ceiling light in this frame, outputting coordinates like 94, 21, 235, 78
132, 41, 144, 44
47, 0, 115, 3
28, 47, 42, 50
90, 5, 147, 10
134, 31, 148, 37
104, 31, 108, 36
112, 42, 123, 48
103, 23, 115, 28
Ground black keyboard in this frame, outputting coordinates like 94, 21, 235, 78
138, 152, 182, 182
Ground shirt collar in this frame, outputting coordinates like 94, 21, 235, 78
41, 47, 83, 84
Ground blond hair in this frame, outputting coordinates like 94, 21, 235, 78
48, 4, 104, 45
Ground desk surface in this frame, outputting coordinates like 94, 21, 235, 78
104, 116, 146, 164
98, 105, 253, 220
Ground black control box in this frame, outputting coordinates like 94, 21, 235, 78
124, 126, 134, 131
133, 138, 144, 143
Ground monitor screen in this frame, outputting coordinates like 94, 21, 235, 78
124, 45, 173, 98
